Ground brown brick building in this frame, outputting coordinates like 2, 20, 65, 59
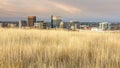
27, 16, 36, 27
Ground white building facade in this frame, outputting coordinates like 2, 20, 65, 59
99, 22, 111, 30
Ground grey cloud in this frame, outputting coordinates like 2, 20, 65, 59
0, 0, 120, 21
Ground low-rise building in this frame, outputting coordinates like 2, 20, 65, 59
79, 25, 91, 30
99, 22, 112, 30
8, 23, 17, 28
91, 27, 103, 31
68, 21, 79, 30
34, 21, 47, 29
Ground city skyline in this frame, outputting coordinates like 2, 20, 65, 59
0, 0, 120, 22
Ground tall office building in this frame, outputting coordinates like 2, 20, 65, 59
19, 20, 27, 28
51, 16, 62, 28
27, 16, 36, 27
59, 21, 64, 28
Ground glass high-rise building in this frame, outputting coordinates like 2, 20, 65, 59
51, 16, 62, 28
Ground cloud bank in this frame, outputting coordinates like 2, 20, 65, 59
0, 0, 120, 21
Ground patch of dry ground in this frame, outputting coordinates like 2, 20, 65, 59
0, 28, 120, 68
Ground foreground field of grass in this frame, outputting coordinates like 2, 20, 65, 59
0, 28, 120, 68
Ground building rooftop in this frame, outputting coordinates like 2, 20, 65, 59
100, 22, 110, 24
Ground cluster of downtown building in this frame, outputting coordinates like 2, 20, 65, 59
0, 15, 120, 31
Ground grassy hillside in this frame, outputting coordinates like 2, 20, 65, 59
0, 28, 120, 68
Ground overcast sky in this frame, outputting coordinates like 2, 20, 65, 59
0, 0, 120, 22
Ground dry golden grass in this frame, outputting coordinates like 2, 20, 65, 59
0, 28, 120, 68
